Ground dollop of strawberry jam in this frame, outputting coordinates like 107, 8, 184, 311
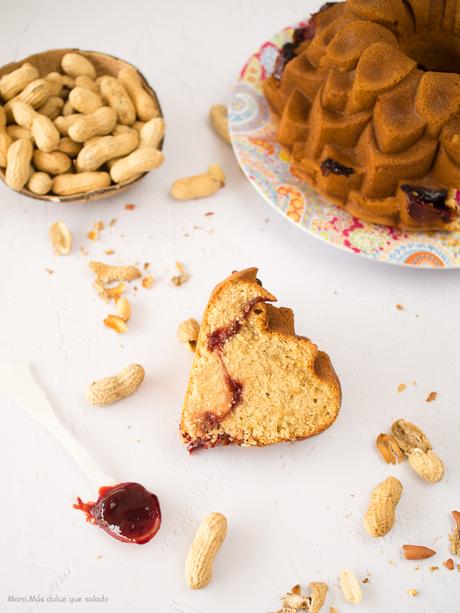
74, 482, 161, 544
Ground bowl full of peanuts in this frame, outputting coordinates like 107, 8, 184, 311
0, 48, 164, 202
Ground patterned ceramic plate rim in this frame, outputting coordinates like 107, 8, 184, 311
228, 23, 460, 270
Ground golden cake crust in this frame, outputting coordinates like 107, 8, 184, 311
264, 0, 460, 232
180, 268, 341, 451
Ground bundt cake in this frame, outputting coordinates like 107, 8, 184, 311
180, 268, 341, 452
264, 0, 460, 232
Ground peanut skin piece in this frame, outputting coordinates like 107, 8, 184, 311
185, 512, 227, 590
87, 364, 145, 406
364, 476, 403, 537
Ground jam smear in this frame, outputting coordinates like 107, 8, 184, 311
208, 319, 242, 352
273, 42, 297, 80
74, 482, 161, 544
188, 295, 271, 452
207, 296, 268, 352
401, 184, 455, 224
224, 371, 244, 409
273, 2, 338, 79
186, 433, 235, 454
320, 158, 355, 178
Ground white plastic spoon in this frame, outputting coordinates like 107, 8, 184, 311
0, 361, 115, 490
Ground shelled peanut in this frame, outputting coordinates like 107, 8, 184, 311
0, 52, 164, 196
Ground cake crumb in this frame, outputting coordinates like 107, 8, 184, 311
407, 589, 418, 597
205, 211, 215, 216
109, 218, 117, 226
143, 262, 150, 270
397, 383, 407, 393
362, 577, 369, 584
396, 304, 404, 310
105, 249, 114, 255
96, 554, 102, 559
87, 221, 104, 241
45, 268, 54, 274
125, 203, 136, 210
426, 391, 438, 402
429, 566, 439, 572
142, 275, 154, 289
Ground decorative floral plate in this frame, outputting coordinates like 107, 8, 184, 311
228, 24, 460, 269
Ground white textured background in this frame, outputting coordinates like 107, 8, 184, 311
0, 1, 459, 612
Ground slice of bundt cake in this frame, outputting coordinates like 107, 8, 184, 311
264, 0, 460, 232
180, 268, 341, 452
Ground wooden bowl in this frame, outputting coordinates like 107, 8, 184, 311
0, 48, 164, 203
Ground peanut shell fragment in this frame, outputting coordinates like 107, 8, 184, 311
449, 511, 460, 556
116, 297, 131, 322
308, 582, 328, 612
209, 104, 231, 144
103, 314, 128, 334
177, 318, 200, 352
376, 433, 404, 464
391, 419, 431, 453
89, 261, 141, 284
171, 164, 225, 201
49, 221, 72, 255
